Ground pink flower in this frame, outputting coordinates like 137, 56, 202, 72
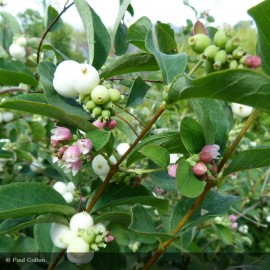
51, 126, 72, 141
62, 145, 81, 163
106, 234, 114, 242
93, 120, 106, 130
77, 139, 92, 155
231, 222, 238, 229
107, 119, 117, 129
51, 139, 59, 147
193, 162, 208, 176
245, 55, 261, 69
199, 144, 220, 163
168, 164, 178, 178
64, 160, 83, 176
229, 214, 237, 223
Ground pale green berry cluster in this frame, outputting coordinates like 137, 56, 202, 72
79, 84, 121, 122
189, 29, 261, 73
114, 171, 140, 186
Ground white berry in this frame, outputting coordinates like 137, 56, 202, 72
16, 36, 27, 46
9, 43, 26, 59
50, 223, 70, 249
92, 155, 116, 177
53, 181, 68, 195
116, 143, 130, 156
67, 182, 75, 192
2, 112, 14, 122
63, 192, 74, 203
266, 216, 270, 223
70, 212, 94, 233
231, 103, 253, 118
73, 64, 100, 94
94, 223, 106, 234
61, 229, 77, 246
67, 251, 94, 264
67, 237, 89, 257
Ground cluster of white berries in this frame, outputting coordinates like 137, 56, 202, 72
9, 36, 27, 60
238, 224, 249, 234
50, 212, 113, 264
53, 60, 100, 98
0, 111, 14, 124
231, 103, 253, 118
53, 181, 75, 203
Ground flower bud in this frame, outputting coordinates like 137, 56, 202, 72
51, 126, 72, 142
168, 164, 178, 178
107, 119, 117, 129
64, 160, 83, 176
199, 144, 220, 163
62, 145, 81, 163
231, 222, 238, 229
188, 34, 211, 54
76, 139, 92, 155
229, 214, 237, 222
93, 119, 106, 130
193, 162, 208, 176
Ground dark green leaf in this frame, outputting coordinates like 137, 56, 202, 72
100, 52, 159, 79
215, 224, 233, 245
114, 22, 129, 56
89, 183, 169, 212
0, 94, 95, 132
223, 147, 270, 176
42, 44, 68, 61
145, 30, 188, 85
95, 212, 131, 225
126, 76, 150, 107
168, 69, 270, 112
74, 0, 94, 64
248, 1, 270, 75
0, 11, 22, 35
176, 159, 206, 198
151, 171, 177, 192
170, 190, 240, 232
127, 131, 187, 167
128, 16, 152, 50
190, 99, 232, 153
0, 149, 14, 159
155, 21, 177, 54
29, 121, 46, 141
37, 61, 90, 120
45, 5, 63, 32
140, 145, 170, 168
0, 58, 37, 86
180, 117, 205, 154
86, 129, 111, 151
0, 183, 76, 218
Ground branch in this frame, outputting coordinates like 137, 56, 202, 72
116, 113, 139, 137
0, 87, 28, 95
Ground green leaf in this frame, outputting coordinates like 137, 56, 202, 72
100, 52, 159, 79
90, 6, 111, 70
168, 70, 270, 112
29, 121, 46, 141
223, 147, 270, 177
0, 214, 68, 235
126, 131, 187, 167
42, 44, 68, 61
37, 61, 90, 120
114, 22, 129, 56
151, 171, 177, 192
45, 5, 64, 32
126, 76, 150, 107
176, 159, 206, 198
170, 191, 240, 233
214, 224, 233, 245
145, 30, 188, 85
0, 58, 38, 86
89, 183, 169, 212
128, 16, 152, 50
248, 1, 270, 75
0, 11, 22, 36
190, 99, 232, 153
86, 129, 112, 151
74, 0, 94, 65
155, 21, 177, 54
140, 145, 170, 168
180, 117, 205, 154
0, 149, 14, 159
0, 94, 95, 132
95, 212, 131, 225
0, 183, 76, 219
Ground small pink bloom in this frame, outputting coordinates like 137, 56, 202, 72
229, 214, 237, 223
51, 139, 59, 147
168, 164, 178, 178
245, 55, 261, 69
193, 162, 208, 176
106, 234, 114, 242
199, 144, 220, 163
77, 139, 92, 155
231, 222, 238, 229
107, 119, 117, 129
58, 146, 67, 156
64, 160, 83, 176
62, 145, 81, 163
93, 120, 106, 130
51, 126, 72, 141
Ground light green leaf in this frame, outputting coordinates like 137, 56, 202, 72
0, 11, 22, 35
95, 212, 131, 225
45, 5, 64, 32
86, 129, 112, 151
114, 22, 129, 56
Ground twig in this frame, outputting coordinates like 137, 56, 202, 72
0, 87, 28, 95
116, 113, 139, 137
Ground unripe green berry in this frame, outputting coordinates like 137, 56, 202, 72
95, 235, 103, 244
188, 34, 211, 54
232, 47, 245, 59
214, 30, 229, 49
202, 45, 219, 61
225, 37, 240, 53
238, 64, 244, 69
91, 85, 110, 105
103, 100, 115, 110
229, 60, 238, 69
214, 50, 227, 70
124, 175, 131, 185
101, 109, 111, 120
239, 54, 249, 65
92, 106, 102, 117
85, 100, 97, 111
226, 54, 234, 62
108, 88, 121, 103
78, 229, 96, 244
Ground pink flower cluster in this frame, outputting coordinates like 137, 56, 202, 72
51, 126, 92, 176
229, 214, 238, 229
244, 55, 261, 69
92, 119, 117, 130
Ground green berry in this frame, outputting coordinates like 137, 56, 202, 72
202, 45, 219, 61
214, 50, 227, 70
188, 34, 211, 54
232, 47, 245, 59
91, 85, 110, 105
214, 30, 229, 49
239, 54, 249, 64
101, 109, 111, 120
92, 106, 102, 117
226, 54, 234, 62
238, 64, 244, 69
229, 60, 238, 69
103, 100, 115, 110
225, 37, 240, 53
85, 100, 96, 111
78, 229, 96, 244
108, 88, 121, 103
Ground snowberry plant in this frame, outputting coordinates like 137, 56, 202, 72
1, 0, 270, 269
